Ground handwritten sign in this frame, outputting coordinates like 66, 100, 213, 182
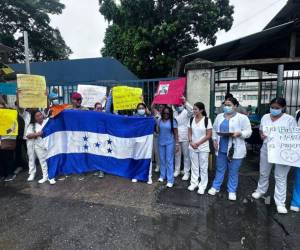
77, 85, 107, 108
0, 109, 18, 136
112, 86, 142, 111
17, 74, 47, 108
264, 126, 300, 167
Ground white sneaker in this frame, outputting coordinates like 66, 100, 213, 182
252, 191, 263, 200
147, 179, 153, 185
228, 192, 237, 201
197, 188, 205, 195
166, 183, 173, 188
27, 174, 35, 182
208, 187, 219, 196
154, 166, 160, 173
49, 179, 56, 185
174, 171, 180, 177
277, 206, 288, 214
38, 178, 48, 184
182, 174, 189, 181
158, 178, 164, 183
290, 206, 300, 212
132, 179, 138, 183
188, 185, 197, 191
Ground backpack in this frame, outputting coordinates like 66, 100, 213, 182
190, 116, 215, 153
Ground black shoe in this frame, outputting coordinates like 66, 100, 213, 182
4, 174, 16, 182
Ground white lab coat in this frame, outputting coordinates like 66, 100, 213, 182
26, 119, 49, 179
213, 113, 252, 159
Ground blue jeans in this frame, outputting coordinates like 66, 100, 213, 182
212, 152, 243, 193
292, 168, 300, 208
159, 142, 175, 184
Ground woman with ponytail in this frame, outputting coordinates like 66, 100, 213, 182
187, 102, 212, 194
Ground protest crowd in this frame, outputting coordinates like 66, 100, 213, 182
0, 78, 300, 216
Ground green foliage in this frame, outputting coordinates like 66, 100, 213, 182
99, 0, 234, 78
0, 0, 72, 62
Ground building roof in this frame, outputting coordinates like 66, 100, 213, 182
180, 0, 300, 74
265, 0, 300, 29
10, 57, 138, 85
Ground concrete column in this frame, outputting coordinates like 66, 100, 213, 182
186, 68, 213, 116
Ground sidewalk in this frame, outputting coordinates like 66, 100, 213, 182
0, 156, 299, 250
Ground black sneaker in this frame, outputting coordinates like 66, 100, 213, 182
4, 174, 16, 182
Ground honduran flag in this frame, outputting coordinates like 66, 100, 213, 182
43, 110, 155, 182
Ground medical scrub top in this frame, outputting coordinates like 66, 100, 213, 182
219, 119, 230, 153
158, 119, 178, 145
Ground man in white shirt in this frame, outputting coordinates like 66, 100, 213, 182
174, 97, 193, 180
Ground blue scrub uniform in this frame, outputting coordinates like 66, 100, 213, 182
292, 168, 300, 208
158, 119, 177, 184
212, 118, 243, 193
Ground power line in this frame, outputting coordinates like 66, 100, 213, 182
231, 0, 286, 30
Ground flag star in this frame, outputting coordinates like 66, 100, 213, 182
84, 144, 89, 150
83, 135, 88, 142
107, 138, 112, 145
95, 142, 101, 148
107, 148, 112, 153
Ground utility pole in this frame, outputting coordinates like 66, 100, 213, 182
24, 31, 30, 74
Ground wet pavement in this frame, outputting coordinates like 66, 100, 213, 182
0, 156, 300, 250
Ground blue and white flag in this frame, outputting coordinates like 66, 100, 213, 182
43, 110, 155, 181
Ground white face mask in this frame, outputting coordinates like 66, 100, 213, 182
52, 99, 59, 105
137, 109, 146, 116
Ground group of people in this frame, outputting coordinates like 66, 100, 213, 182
0, 91, 299, 214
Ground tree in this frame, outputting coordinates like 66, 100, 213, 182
99, 0, 234, 78
0, 0, 72, 62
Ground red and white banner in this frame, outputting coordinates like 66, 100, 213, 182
152, 78, 186, 105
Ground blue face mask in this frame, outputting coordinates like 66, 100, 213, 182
270, 108, 282, 117
223, 106, 233, 114
137, 109, 146, 116
176, 106, 184, 113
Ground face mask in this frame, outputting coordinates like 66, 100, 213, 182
137, 109, 146, 116
270, 108, 282, 117
223, 106, 233, 114
176, 106, 184, 113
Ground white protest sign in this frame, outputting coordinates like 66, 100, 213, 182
77, 85, 107, 108
264, 126, 300, 167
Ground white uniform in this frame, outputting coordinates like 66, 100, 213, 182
256, 113, 297, 206
174, 102, 193, 176
26, 119, 49, 180
188, 117, 212, 190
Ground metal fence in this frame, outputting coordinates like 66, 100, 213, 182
47, 77, 178, 108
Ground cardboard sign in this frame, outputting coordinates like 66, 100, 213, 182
17, 74, 47, 108
112, 86, 142, 111
77, 85, 107, 108
264, 126, 300, 167
153, 78, 186, 105
0, 109, 18, 136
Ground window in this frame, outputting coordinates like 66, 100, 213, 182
247, 95, 258, 100
216, 96, 224, 101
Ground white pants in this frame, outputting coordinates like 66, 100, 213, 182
27, 142, 48, 180
175, 141, 190, 175
27, 140, 36, 176
256, 144, 291, 206
148, 161, 153, 181
189, 150, 209, 190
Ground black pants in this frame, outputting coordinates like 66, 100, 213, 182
15, 139, 28, 170
0, 150, 15, 177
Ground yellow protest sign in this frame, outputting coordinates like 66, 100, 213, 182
0, 109, 18, 136
112, 86, 143, 111
17, 74, 47, 108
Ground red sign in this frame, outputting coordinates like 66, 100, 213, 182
152, 78, 186, 105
